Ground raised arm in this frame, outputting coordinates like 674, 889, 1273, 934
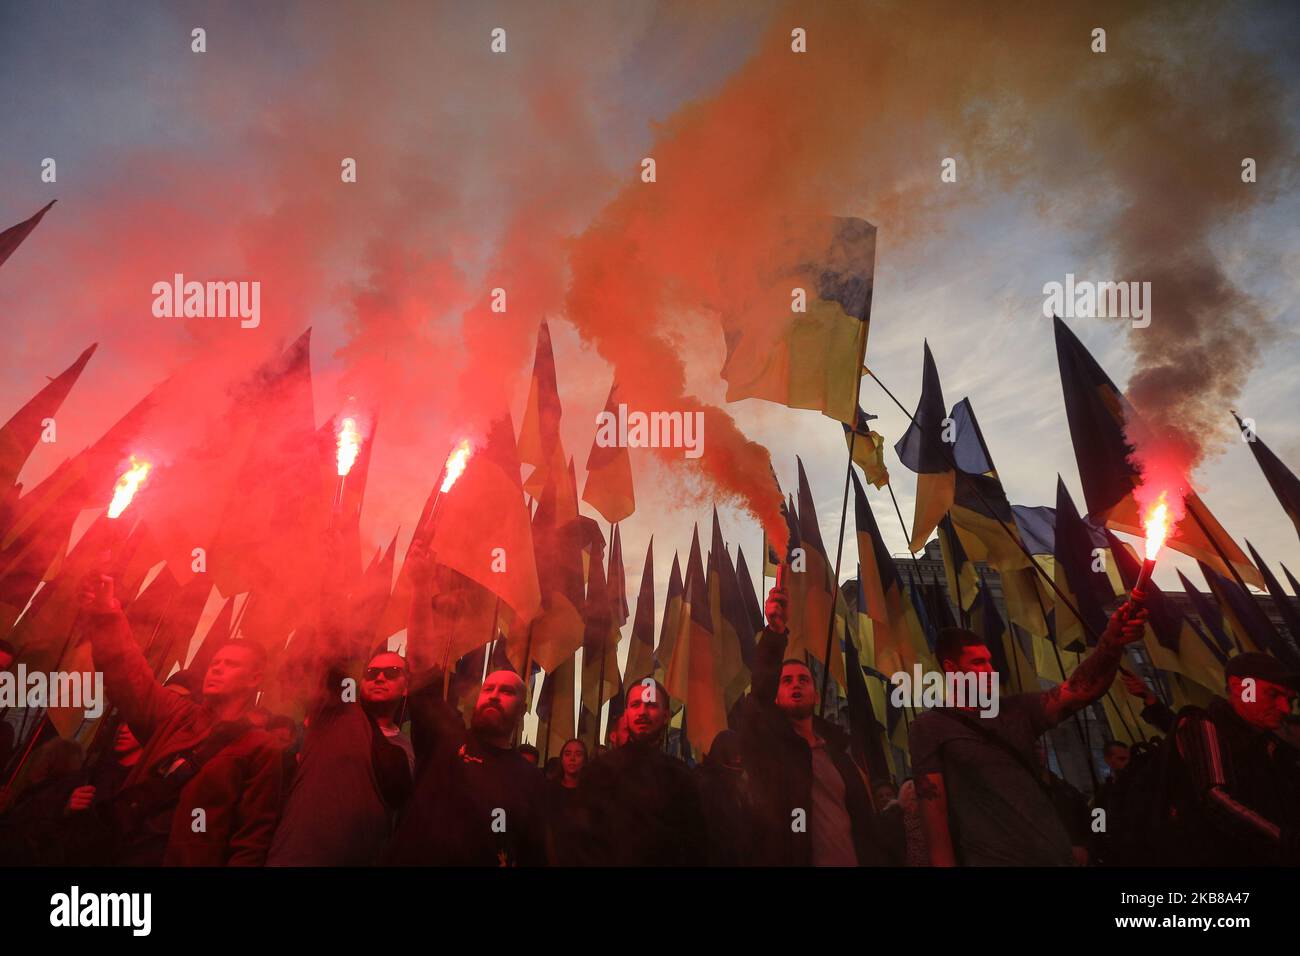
403, 536, 440, 680
737, 587, 793, 774
81, 574, 185, 745
752, 586, 789, 704
264, 531, 358, 722
1119, 669, 1176, 734
1041, 599, 1147, 727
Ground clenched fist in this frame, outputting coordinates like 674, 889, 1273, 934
406, 535, 435, 592
65, 785, 96, 814
79, 574, 120, 614
1103, 600, 1147, 646
765, 586, 789, 635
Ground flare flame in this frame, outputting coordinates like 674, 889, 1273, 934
336, 416, 361, 477
107, 455, 152, 519
440, 439, 472, 493
1142, 491, 1172, 562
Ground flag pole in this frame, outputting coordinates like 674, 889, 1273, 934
1185, 504, 1257, 641
1030, 585, 1101, 790
5, 517, 133, 789
818, 324, 871, 715
867, 367, 1105, 645
487, 594, 501, 666
594, 521, 615, 745
950, 536, 969, 629
817, 438, 857, 716
870, 365, 1147, 755
884, 480, 942, 609
522, 619, 536, 712
1031, 580, 1137, 763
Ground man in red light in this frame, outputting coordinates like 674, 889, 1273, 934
1168, 652, 1300, 865
385, 538, 545, 866
267, 648, 414, 866
387, 666, 545, 865
81, 575, 281, 866
568, 678, 708, 865
910, 600, 1147, 866
738, 586, 896, 866
606, 713, 629, 750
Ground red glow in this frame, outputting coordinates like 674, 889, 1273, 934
336, 416, 361, 476
1142, 491, 1171, 561
440, 439, 473, 492
107, 455, 152, 519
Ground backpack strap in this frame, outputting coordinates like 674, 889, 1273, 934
109, 718, 258, 856
160, 718, 256, 784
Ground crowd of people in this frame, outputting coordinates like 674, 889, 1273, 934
1, 542, 1298, 868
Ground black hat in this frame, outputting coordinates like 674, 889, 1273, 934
1224, 653, 1297, 691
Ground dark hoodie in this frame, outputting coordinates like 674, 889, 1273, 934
737, 627, 897, 867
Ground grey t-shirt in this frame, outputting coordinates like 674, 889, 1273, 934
810, 744, 859, 867
908, 694, 1074, 866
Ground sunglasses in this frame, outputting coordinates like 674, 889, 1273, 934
364, 666, 405, 681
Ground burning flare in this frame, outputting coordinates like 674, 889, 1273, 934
440, 439, 473, 493
1142, 491, 1172, 561
336, 417, 361, 477
107, 455, 152, 519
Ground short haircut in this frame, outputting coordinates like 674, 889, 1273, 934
935, 628, 988, 666
1103, 740, 1130, 755
625, 678, 669, 706
518, 744, 539, 758
780, 658, 813, 677
367, 650, 407, 669
213, 640, 268, 673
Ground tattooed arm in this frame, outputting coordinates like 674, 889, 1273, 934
1042, 600, 1148, 727
915, 772, 957, 867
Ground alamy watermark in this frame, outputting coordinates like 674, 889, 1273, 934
152, 273, 261, 328
594, 403, 704, 459
890, 665, 1000, 718
50, 886, 151, 936
0, 666, 104, 719
1042, 273, 1150, 329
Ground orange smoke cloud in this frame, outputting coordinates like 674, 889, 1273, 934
566, 0, 1291, 546
3, 0, 1289, 567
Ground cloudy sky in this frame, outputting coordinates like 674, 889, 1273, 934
2, 0, 1298, 627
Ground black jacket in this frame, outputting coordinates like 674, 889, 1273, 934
385, 677, 545, 866
737, 627, 896, 866
1172, 697, 1300, 866
568, 738, 708, 866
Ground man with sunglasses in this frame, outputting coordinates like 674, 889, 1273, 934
267, 648, 415, 866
